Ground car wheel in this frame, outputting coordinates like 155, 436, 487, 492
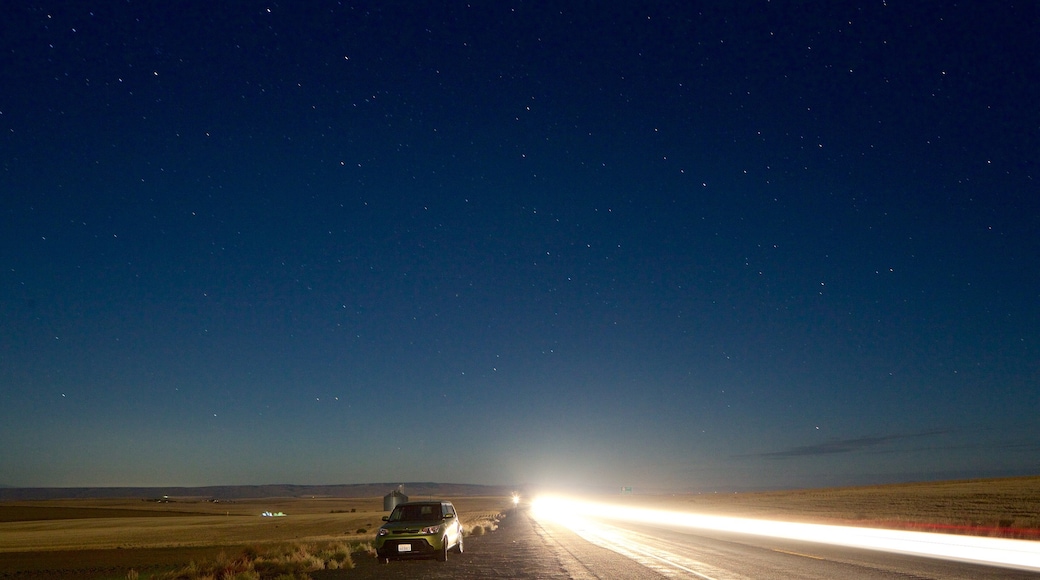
455, 532, 464, 553
438, 537, 449, 561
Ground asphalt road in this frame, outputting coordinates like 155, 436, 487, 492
313, 506, 663, 579
316, 507, 1040, 579
546, 516, 1040, 579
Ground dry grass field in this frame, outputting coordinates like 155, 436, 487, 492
0, 477, 1037, 579
0, 495, 510, 579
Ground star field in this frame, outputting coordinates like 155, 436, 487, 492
1, 2, 1037, 491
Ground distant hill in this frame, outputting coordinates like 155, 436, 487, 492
0, 482, 513, 501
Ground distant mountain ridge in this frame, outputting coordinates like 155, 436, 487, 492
0, 482, 513, 501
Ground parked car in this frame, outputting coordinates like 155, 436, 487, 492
375, 500, 464, 563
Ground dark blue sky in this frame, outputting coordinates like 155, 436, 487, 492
2, 2, 1037, 490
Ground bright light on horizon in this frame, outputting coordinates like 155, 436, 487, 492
531, 495, 1040, 573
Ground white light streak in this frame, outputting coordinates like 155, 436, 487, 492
532, 495, 1040, 573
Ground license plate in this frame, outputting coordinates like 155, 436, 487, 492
397, 544, 412, 552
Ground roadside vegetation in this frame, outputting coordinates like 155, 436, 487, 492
459, 507, 506, 536
129, 541, 357, 580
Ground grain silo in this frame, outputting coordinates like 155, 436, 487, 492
383, 488, 408, 511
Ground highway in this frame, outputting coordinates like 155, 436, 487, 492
531, 503, 1040, 579
318, 505, 1040, 579
534, 516, 1040, 579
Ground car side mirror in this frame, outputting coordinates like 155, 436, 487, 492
443, 514, 453, 519
382, 516, 389, 521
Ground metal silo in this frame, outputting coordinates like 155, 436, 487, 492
383, 488, 408, 511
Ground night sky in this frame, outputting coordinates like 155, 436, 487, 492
2, 2, 1037, 491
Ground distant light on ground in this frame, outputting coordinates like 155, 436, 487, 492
531, 495, 1040, 573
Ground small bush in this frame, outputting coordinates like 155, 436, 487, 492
316, 542, 353, 570
355, 528, 367, 534
355, 541, 376, 558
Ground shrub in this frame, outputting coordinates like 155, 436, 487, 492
355, 541, 376, 558
146, 540, 369, 580
315, 542, 353, 570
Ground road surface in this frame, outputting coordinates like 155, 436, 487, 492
316, 507, 1040, 579
314, 506, 651, 579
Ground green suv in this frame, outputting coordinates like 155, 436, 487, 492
375, 500, 464, 563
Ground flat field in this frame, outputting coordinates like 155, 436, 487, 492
0, 495, 510, 579
1, 477, 1037, 578
0, 496, 509, 550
